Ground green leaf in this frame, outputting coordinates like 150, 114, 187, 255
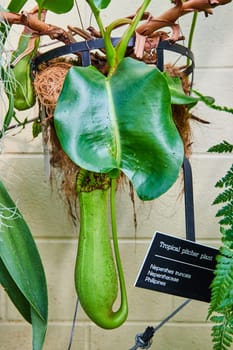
211, 315, 225, 323
213, 188, 233, 205
163, 73, 199, 105
54, 57, 184, 200
208, 141, 233, 154
0, 257, 31, 323
87, 0, 111, 10
31, 308, 48, 350
32, 119, 42, 138
0, 180, 47, 350
7, 0, 28, 12
36, 0, 74, 13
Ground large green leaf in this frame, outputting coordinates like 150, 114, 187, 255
7, 0, 74, 14
0, 257, 31, 323
36, 0, 74, 13
54, 57, 184, 200
0, 180, 48, 350
86, 0, 111, 10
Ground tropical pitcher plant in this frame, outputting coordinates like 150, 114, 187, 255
0, 0, 232, 349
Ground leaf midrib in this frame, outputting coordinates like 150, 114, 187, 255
105, 79, 121, 167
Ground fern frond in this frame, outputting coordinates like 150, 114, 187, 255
219, 216, 233, 227
213, 188, 233, 205
209, 247, 233, 315
208, 141, 233, 154
216, 201, 233, 219
211, 311, 233, 350
220, 247, 233, 259
209, 138, 233, 349
221, 227, 233, 247
215, 165, 233, 188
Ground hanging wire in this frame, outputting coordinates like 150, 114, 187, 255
67, 298, 79, 350
129, 298, 191, 349
74, 0, 85, 30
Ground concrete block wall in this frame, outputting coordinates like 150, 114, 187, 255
0, 1, 232, 349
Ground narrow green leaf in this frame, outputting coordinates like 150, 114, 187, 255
36, 0, 74, 13
31, 308, 47, 350
0, 257, 31, 323
32, 119, 42, 138
54, 57, 184, 200
0, 180, 48, 350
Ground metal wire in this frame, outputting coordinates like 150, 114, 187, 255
129, 299, 191, 349
67, 298, 79, 350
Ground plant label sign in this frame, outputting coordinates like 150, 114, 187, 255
135, 232, 219, 302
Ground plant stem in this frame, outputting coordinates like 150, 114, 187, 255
105, 18, 133, 70
115, 0, 152, 63
86, 1, 117, 69
90, 0, 152, 75
85, 2, 106, 43
187, 12, 198, 67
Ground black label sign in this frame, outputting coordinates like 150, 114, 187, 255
135, 232, 219, 302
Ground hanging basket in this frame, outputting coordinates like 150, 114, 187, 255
32, 37, 195, 221
34, 36, 194, 73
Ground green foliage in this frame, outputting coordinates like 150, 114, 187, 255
211, 312, 233, 350
208, 141, 233, 349
7, 0, 74, 14
216, 202, 233, 221
193, 90, 233, 115
0, 18, 16, 137
54, 57, 184, 201
215, 165, 233, 189
209, 141, 233, 154
35, 0, 74, 14
213, 188, 233, 206
7, 0, 28, 12
32, 119, 42, 138
209, 247, 233, 313
163, 73, 199, 106
0, 180, 48, 350
0, 257, 32, 323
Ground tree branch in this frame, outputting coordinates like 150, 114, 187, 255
0, 0, 231, 52
136, 0, 232, 37
0, 9, 74, 45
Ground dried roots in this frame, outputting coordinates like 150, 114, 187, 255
34, 60, 80, 223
